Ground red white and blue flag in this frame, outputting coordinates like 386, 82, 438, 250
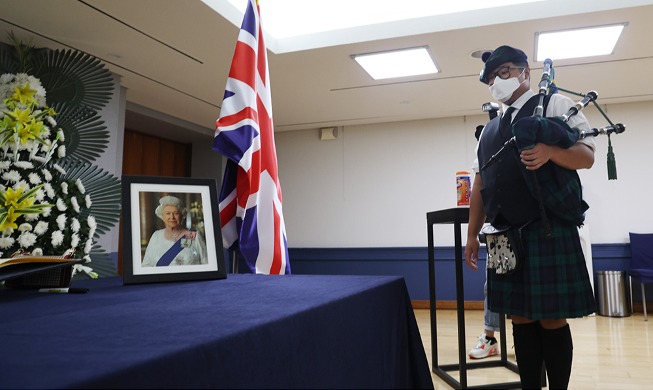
213, 0, 290, 274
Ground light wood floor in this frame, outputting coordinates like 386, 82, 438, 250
414, 309, 652, 389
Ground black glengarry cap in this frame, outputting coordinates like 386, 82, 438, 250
479, 45, 528, 84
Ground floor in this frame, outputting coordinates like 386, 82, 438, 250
414, 309, 652, 389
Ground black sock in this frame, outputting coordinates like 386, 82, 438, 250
513, 322, 544, 389
542, 324, 573, 390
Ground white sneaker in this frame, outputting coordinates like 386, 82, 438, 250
469, 334, 499, 359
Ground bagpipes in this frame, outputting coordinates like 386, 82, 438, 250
480, 59, 626, 237
481, 58, 625, 177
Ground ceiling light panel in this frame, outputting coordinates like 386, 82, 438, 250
536, 24, 626, 61
352, 47, 439, 80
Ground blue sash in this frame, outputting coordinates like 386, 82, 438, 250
156, 238, 184, 266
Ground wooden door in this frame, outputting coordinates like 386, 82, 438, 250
118, 130, 192, 274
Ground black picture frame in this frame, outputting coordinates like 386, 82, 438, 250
121, 176, 226, 285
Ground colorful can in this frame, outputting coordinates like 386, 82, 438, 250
456, 171, 471, 207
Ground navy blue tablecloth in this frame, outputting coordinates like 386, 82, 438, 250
1, 274, 433, 389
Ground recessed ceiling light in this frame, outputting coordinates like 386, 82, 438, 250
352, 47, 439, 80
470, 49, 492, 59
536, 23, 627, 61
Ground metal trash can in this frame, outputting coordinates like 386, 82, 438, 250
595, 270, 631, 317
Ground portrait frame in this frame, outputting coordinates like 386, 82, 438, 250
121, 176, 227, 285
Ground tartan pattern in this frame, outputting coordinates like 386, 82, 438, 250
487, 218, 596, 320
512, 110, 587, 226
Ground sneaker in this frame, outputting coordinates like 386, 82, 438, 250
468, 334, 499, 359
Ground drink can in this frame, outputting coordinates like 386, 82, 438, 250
456, 171, 471, 207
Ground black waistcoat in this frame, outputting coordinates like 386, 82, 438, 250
477, 95, 546, 226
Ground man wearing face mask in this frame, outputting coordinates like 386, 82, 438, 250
464, 45, 596, 389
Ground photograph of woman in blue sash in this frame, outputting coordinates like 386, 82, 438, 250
141, 195, 208, 267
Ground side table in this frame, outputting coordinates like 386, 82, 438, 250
426, 207, 520, 389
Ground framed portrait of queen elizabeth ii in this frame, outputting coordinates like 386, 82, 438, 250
121, 176, 226, 284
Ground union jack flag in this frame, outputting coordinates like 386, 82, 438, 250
213, 0, 290, 274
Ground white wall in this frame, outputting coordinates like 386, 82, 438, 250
276, 100, 653, 248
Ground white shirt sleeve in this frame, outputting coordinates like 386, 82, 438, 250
547, 93, 596, 151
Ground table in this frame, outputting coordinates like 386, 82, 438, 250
426, 207, 520, 389
1, 274, 433, 389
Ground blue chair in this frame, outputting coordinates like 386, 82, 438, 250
629, 232, 653, 321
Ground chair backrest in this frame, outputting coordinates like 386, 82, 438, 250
629, 232, 653, 280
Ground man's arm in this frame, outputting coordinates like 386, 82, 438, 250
520, 142, 594, 170
465, 173, 487, 271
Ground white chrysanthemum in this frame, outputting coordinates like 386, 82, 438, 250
24, 213, 39, 221
34, 221, 48, 235
56, 214, 67, 230
44, 182, 55, 198
47, 116, 57, 127
53, 163, 66, 175
87, 215, 97, 237
56, 198, 67, 211
18, 231, 37, 248
71, 218, 80, 233
29, 141, 41, 160
2, 170, 21, 182
0, 236, 15, 249
73, 263, 98, 278
84, 238, 93, 254
31, 247, 44, 256
34, 188, 45, 201
0, 160, 11, 170
71, 233, 79, 248
61, 181, 68, 194
18, 223, 32, 232
14, 180, 30, 192
57, 145, 66, 158
14, 161, 34, 169
85, 194, 92, 208
42, 207, 52, 217
71, 196, 80, 213
42, 169, 52, 181
28, 172, 42, 185
51, 230, 64, 247
56, 128, 64, 141
75, 179, 86, 194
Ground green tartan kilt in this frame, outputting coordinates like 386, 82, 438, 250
486, 218, 596, 320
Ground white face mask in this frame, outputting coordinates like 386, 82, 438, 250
489, 70, 525, 102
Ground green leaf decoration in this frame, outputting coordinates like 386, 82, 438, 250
51, 102, 110, 164
55, 158, 122, 236
28, 47, 114, 111
0, 42, 21, 74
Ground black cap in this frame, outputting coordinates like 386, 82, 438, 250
479, 45, 528, 84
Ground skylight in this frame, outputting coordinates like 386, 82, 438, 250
202, 0, 544, 52
218, 0, 540, 39
536, 24, 626, 61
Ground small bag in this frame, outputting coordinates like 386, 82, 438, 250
480, 223, 526, 275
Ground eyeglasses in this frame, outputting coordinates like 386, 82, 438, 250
489, 66, 525, 81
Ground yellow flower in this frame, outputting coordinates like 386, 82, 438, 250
7, 107, 33, 126
10, 82, 38, 106
0, 207, 20, 231
3, 187, 34, 209
17, 120, 44, 144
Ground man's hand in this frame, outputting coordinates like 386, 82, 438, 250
520, 143, 558, 170
465, 238, 481, 271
